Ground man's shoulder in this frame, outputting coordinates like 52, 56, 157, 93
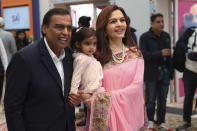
17, 39, 41, 57
162, 31, 170, 37
2, 30, 13, 37
140, 30, 151, 39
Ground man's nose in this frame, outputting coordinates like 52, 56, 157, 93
62, 27, 69, 34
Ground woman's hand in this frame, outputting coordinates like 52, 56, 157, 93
68, 90, 83, 107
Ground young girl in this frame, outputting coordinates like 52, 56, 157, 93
70, 27, 103, 101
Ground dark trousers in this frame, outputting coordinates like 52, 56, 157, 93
145, 68, 170, 124
183, 69, 197, 123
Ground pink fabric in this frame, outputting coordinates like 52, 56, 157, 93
88, 57, 145, 131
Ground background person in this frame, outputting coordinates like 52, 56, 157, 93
176, 27, 197, 131
78, 16, 91, 28
0, 17, 17, 62
15, 30, 31, 50
139, 13, 173, 130
0, 38, 8, 103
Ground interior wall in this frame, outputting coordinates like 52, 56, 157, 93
1, 0, 33, 37
116, 0, 150, 43
39, 0, 50, 30
156, 0, 170, 33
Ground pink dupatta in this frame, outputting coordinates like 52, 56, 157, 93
88, 50, 144, 131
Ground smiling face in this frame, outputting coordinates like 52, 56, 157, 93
42, 14, 72, 56
106, 9, 127, 41
79, 36, 97, 56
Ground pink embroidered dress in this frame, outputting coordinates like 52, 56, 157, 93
88, 48, 145, 131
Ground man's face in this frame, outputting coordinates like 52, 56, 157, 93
42, 14, 72, 56
151, 16, 164, 33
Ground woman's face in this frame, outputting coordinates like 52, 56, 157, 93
106, 9, 127, 41
18, 32, 25, 40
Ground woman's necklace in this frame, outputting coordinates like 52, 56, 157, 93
112, 44, 126, 64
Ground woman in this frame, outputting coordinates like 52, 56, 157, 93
84, 5, 145, 131
15, 30, 30, 50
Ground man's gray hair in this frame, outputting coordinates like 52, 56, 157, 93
0, 17, 5, 27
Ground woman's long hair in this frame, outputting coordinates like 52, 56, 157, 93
15, 30, 30, 50
96, 5, 137, 65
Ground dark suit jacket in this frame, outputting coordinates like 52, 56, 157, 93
140, 28, 173, 81
4, 38, 75, 131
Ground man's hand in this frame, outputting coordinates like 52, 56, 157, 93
68, 91, 83, 107
162, 48, 171, 56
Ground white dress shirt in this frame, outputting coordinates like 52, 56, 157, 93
0, 38, 8, 70
44, 38, 65, 94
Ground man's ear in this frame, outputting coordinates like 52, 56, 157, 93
42, 25, 47, 35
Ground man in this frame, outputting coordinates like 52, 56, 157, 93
175, 27, 197, 131
0, 17, 17, 62
4, 8, 82, 131
139, 13, 173, 130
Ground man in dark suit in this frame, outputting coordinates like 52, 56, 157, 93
4, 8, 82, 131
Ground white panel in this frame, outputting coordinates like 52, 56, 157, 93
116, 0, 150, 43
39, 0, 50, 28
156, 0, 170, 33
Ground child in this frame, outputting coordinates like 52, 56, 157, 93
70, 27, 103, 103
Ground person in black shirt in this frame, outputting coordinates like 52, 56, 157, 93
140, 13, 173, 130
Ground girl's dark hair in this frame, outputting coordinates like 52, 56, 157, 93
70, 27, 96, 51
96, 5, 137, 65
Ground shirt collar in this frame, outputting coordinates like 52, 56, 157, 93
44, 37, 65, 61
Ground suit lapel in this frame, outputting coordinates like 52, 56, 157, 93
39, 39, 62, 90
62, 48, 73, 97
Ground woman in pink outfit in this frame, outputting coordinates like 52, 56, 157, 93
84, 5, 145, 131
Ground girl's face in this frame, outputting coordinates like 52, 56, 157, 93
18, 32, 25, 40
79, 36, 97, 56
106, 9, 127, 41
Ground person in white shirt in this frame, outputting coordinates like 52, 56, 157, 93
0, 38, 8, 70
70, 27, 103, 99
0, 38, 8, 104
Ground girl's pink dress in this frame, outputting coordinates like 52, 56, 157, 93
87, 48, 145, 131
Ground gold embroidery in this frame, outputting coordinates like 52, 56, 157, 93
92, 92, 111, 131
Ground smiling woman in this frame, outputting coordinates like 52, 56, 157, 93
83, 5, 145, 131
